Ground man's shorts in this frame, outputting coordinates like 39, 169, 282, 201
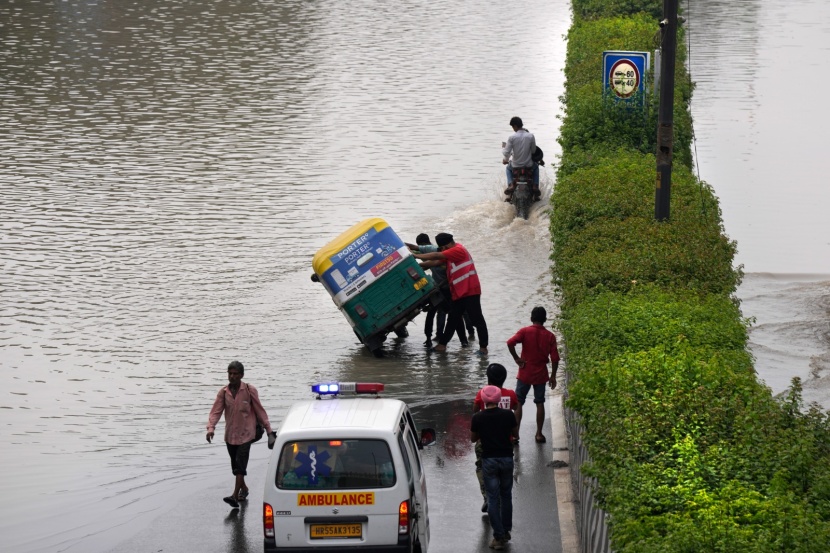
226, 442, 252, 475
515, 379, 546, 405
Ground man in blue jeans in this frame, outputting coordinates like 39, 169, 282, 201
470, 385, 518, 550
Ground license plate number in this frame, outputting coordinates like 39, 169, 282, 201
414, 277, 428, 290
310, 523, 362, 539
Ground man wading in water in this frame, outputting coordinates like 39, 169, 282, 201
206, 360, 275, 508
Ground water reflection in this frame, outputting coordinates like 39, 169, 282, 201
686, 0, 830, 273
224, 504, 252, 553
5, 0, 827, 550
1, 0, 567, 550
687, 0, 830, 409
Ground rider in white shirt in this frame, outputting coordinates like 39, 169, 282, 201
501, 116, 540, 202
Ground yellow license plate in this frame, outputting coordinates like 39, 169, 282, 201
413, 277, 428, 290
310, 523, 362, 539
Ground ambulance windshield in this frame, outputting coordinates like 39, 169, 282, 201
276, 439, 396, 490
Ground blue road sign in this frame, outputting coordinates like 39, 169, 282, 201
603, 51, 650, 105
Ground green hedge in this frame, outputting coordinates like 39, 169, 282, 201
555, 216, 740, 310
558, 15, 694, 175
572, 0, 663, 20
550, 149, 724, 253
562, 287, 750, 373
569, 348, 830, 552
553, 2, 830, 551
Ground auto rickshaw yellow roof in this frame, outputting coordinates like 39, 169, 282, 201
312, 217, 390, 275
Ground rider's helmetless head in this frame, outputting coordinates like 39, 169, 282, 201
509, 116, 523, 130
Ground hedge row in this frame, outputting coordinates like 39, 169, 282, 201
553, 3, 830, 552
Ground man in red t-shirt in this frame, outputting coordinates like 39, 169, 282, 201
472, 363, 519, 512
507, 307, 559, 444
414, 233, 489, 354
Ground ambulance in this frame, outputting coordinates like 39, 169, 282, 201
263, 382, 435, 552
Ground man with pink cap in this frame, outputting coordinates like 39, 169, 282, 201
470, 385, 518, 550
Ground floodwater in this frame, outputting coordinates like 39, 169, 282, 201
0, 0, 828, 552
686, 0, 830, 407
1, 0, 567, 551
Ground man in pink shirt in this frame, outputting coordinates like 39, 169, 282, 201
507, 307, 560, 444
207, 360, 275, 508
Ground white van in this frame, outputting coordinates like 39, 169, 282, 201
263, 382, 435, 552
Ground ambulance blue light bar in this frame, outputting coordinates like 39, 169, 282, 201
312, 382, 385, 396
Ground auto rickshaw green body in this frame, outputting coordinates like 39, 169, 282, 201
312, 218, 441, 352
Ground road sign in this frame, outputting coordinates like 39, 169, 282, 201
603, 51, 650, 105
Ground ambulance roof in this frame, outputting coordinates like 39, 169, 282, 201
279, 397, 405, 437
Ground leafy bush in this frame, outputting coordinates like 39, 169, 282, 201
553, 216, 740, 310
558, 15, 694, 173
550, 149, 724, 251
569, 348, 830, 552
563, 15, 659, 92
561, 287, 750, 375
558, 82, 659, 164
572, 0, 663, 20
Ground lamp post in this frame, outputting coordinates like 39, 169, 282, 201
655, 0, 678, 221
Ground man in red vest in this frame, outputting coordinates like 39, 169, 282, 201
414, 233, 489, 354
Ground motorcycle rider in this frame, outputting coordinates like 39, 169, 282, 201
502, 116, 540, 202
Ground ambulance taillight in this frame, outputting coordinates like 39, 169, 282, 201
263, 503, 275, 538
398, 499, 410, 534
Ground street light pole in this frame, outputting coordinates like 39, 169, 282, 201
655, 0, 678, 221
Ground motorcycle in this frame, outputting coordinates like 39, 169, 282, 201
507, 146, 544, 220
510, 166, 534, 220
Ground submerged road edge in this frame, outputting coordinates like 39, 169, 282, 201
551, 391, 579, 552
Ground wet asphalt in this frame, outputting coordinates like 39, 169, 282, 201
111, 398, 562, 553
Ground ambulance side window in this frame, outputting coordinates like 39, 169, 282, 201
397, 433, 413, 483
405, 410, 419, 437
405, 427, 423, 475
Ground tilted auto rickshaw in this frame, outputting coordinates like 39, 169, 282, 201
312, 218, 442, 354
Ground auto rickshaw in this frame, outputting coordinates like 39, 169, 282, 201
312, 218, 442, 354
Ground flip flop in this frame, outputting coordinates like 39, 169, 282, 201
223, 496, 240, 508
535, 435, 546, 443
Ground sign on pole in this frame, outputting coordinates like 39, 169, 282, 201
602, 51, 650, 106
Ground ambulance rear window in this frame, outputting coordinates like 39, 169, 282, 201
276, 439, 396, 490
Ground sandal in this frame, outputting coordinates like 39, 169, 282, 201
535, 435, 546, 443
223, 496, 240, 508
238, 488, 249, 501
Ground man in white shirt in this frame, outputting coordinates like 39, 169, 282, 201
501, 116, 540, 202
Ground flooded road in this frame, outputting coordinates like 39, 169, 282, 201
686, 0, 830, 407
1, 0, 567, 551
1, 0, 828, 551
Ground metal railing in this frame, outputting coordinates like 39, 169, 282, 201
566, 403, 612, 553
